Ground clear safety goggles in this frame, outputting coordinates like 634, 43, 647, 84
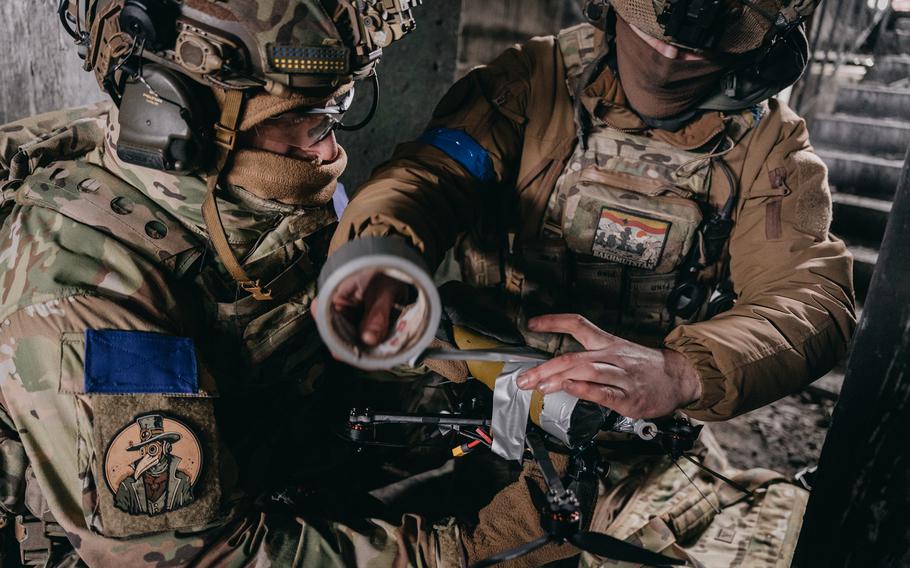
254, 87, 356, 149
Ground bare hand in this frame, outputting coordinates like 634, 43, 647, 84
515, 314, 702, 419
312, 270, 408, 347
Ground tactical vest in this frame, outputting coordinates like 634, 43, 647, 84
456, 24, 763, 350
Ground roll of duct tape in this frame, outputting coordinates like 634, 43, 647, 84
316, 237, 442, 371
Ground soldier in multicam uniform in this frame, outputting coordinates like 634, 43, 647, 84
325, 0, 857, 566
0, 1, 501, 566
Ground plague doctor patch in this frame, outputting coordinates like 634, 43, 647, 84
104, 413, 203, 517
592, 206, 671, 270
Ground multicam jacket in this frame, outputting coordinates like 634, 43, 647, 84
0, 104, 452, 567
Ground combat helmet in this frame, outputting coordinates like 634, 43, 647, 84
61, 0, 420, 171
585, 0, 817, 110
59, 0, 422, 300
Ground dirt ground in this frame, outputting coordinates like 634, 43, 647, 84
711, 390, 837, 479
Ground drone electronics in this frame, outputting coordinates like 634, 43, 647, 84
321, 239, 759, 566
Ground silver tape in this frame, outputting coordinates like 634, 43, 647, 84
316, 237, 442, 371
490, 362, 536, 461
537, 390, 580, 447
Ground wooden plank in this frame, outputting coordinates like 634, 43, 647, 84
0, 0, 104, 125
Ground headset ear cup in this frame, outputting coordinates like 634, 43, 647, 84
584, 0, 610, 27
116, 64, 216, 173
755, 25, 809, 86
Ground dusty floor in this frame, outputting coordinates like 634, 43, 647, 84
712, 390, 837, 479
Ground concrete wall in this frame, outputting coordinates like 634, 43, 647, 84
458, 0, 583, 76
0, 0, 105, 124
339, 0, 584, 190
337, 2, 463, 192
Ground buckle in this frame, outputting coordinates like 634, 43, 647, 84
240, 279, 273, 301
213, 123, 238, 152
14, 514, 66, 566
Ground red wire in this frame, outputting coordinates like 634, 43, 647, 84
475, 428, 493, 444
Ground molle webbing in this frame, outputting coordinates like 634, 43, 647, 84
16, 163, 202, 273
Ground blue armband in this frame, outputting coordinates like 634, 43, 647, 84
417, 127, 495, 183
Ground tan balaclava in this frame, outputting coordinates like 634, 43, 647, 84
614, 16, 730, 120
213, 86, 350, 206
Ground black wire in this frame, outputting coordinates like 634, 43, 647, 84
338, 72, 380, 131
679, 453, 755, 497
469, 535, 552, 568
570, 531, 686, 566
58, 0, 81, 41
717, 158, 740, 219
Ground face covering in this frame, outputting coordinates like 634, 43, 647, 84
614, 17, 730, 120
226, 144, 347, 207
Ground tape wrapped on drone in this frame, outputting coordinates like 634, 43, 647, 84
316, 237, 617, 460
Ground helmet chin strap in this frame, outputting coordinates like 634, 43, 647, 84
202, 88, 274, 301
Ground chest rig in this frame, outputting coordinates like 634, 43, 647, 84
458, 24, 763, 348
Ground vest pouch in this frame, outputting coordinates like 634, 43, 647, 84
562, 181, 703, 274
519, 238, 569, 293
456, 233, 504, 288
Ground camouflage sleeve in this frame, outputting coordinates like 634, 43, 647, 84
0, 291, 214, 566
330, 38, 542, 268
664, 101, 856, 420
0, 182, 463, 567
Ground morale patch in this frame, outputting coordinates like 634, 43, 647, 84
84, 330, 197, 394
103, 413, 202, 517
592, 207, 670, 270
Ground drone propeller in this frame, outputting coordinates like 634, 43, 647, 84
469, 430, 686, 568
571, 530, 685, 564
470, 529, 685, 568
